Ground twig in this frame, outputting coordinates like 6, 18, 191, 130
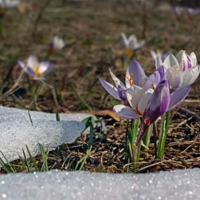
137, 160, 172, 172
179, 108, 200, 121
181, 133, 200, 153
0, 65, 25, 100
142, 2, 147, 39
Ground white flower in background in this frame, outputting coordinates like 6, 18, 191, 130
0, 0, 20, 9
150, 49, 171, 62
49, 36, 66, 53
18, 55, 53, 81
155, 50, 200, 91
186, 7, 200, 19
173, 6, 183, 20
121, 32, 145, 56
0, 0, 20, 17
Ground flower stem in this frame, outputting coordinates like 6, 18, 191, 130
157, 111, 171, 158
153, 122, 157, 158
142, 125, 151, 150
33, 82, 40, 111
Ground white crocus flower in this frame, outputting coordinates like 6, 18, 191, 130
155, 50, 200, 90
121, 32, 145, 56
18, 55, 53, 81
49, 36, 66, 53
0, 0, 20, 17
0, 0, 20, 9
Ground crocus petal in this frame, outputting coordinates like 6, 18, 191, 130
181, 65, 200, 87
126, 85, 143, 111
17, 60, 25, 69
52, 36, 66, 50
138, 88, 154, 114
156, 65, 165, 80
19, 61, 37, 77
117, 85, 127, 102
143, 80, 170, 126
143, 71, 161, 88
164, 54, 179, 70
167, 86, 191, 111
27, 55, 38, 69
109, 69, 125, 88
127, 35, 137, 50
113, 105, 141, 119
150, 50, 157, 61
190, 52, 197, 66
155, 56, 163, 69
125, 60, 146, 87
26, 67, 37, 77
176, 50, 192, 71
120, 32, 128, 48
165, 67, 183, 90
134, 40, 145, 50
162, 50, 172, 61
38, 61, 53, 76
98, 77, 121, 101
176, 50, 183, 64
184, 55, 193, 71
128, 35, 137, 44
126, 85, 152, 111
173, 6, 182, 15
135, 41, 145, 50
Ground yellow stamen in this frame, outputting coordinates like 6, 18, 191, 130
179, 67, 181, 70
140, 82, 143, 87
151, 84, 155, 90
135, 107, 142, 116
126, 73, 134, 86
125, 49, 133, 56
144, 119, 151, 126
34, 66, 42, 77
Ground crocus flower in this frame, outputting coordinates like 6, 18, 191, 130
18, 55, 53, 81
150, 50, 171, 62
99, 58, 191, 158
121, 32, 145, 56
0, 0, 20, 8
186, 7, 199, 19
0, 0, 20, 17
49, 36, 66, 53
173, 6, 183, 20
98, 60, 147, 102
155, 50, 200, 91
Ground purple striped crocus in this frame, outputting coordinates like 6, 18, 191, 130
99, 59, 191, 156
18, 55, 53, 81
155, 50, 200, 91
113, 79, 190, 153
